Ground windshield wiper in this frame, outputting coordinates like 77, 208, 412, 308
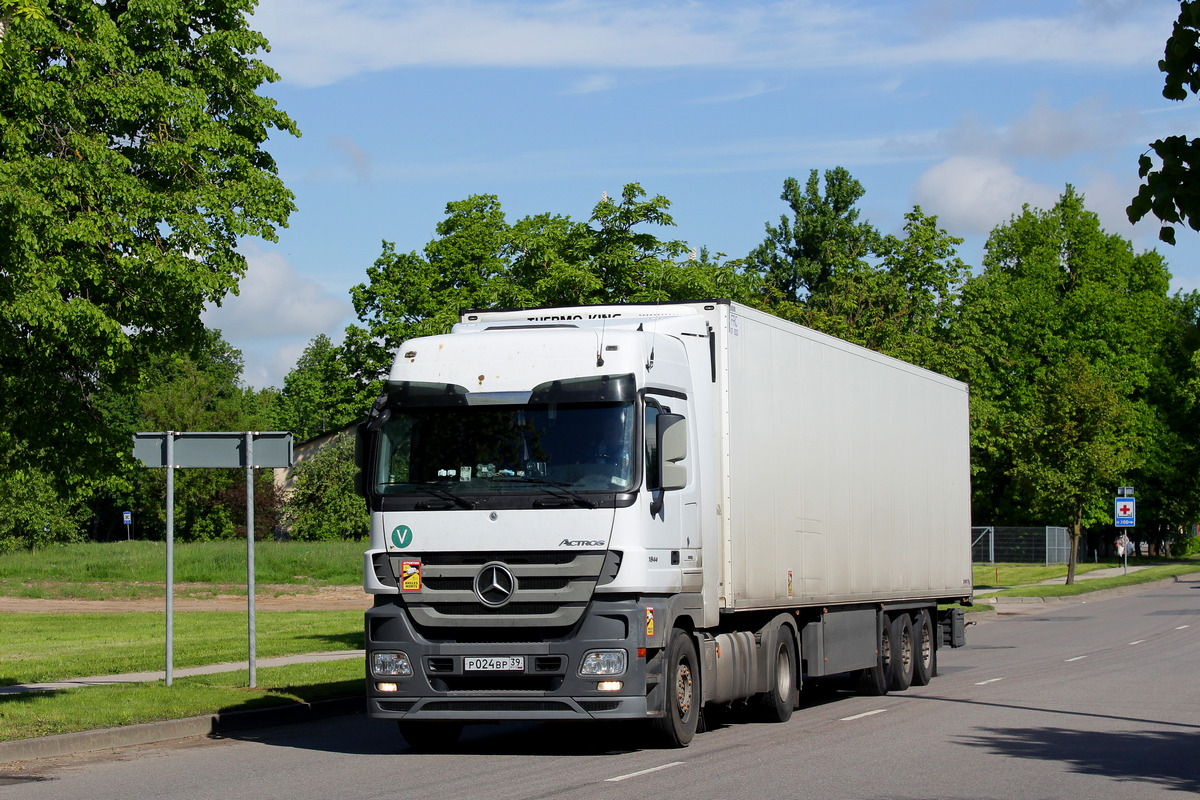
491, 475, 598, 509
409, 482, 477, 509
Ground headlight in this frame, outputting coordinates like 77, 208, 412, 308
372, 651, 414, 677
579, 649, 627, 676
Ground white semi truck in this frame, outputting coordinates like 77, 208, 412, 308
355, 300, 972, 748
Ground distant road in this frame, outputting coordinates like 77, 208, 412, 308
4, 578, 1199, 799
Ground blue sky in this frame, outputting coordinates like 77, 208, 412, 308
202, 0, 1200, 389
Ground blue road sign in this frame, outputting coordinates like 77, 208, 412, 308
123, 511, 132, 525
1115, 497, 1136, 528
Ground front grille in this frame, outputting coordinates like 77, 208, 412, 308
396, 551, 607, 630
578, 701, 621, 712
421, 700, 574, 712
433, 675, 563, 692
378, 701, 415, 712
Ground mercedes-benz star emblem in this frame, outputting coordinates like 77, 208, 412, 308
474, 563, 517, 607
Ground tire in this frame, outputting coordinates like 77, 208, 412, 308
912, 608, 936, 686
397, 720, 463, 752
758, 628, 797, 723
889, 613, 915, 692
857, 611, 893, 696
652, 630, 701, 747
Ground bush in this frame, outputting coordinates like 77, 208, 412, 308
282, 434, 367, 541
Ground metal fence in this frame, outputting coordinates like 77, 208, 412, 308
971, 526, 1072, 565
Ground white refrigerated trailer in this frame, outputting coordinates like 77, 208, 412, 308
356, 300, 972, 747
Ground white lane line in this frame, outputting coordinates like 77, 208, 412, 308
606, 762, 685, 783
1065, 656, 1088, 662
1176, 625, 1190, 630
975, 677, 1004, 685
840, 709, 887, 722
1129, 640, 1145, 645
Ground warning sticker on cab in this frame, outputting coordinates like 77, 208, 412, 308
645, 607, 655, 638
401, 560, 421, 591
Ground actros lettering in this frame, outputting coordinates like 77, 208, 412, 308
559, 539, 606, 547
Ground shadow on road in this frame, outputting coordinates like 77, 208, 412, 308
956, 725, 1200, 794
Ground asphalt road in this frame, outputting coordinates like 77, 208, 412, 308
4, 578, 1199, 800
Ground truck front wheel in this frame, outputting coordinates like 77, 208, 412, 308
652, 631, 700, 747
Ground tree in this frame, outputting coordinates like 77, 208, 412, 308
748, 169, 881, 302
278, 334, 365, 441
781, 205, 968, 373
958, 188, 1175, 581
0, 0, 298, 488
343, 184, 757, 389
1129, 0, 1200, 244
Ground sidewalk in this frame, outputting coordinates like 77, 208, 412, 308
0, 650, 364, 696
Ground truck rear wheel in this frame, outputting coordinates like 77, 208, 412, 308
397, 721, 463, 752
857, 612, 894, 696
758, 628, 797, 723
912, 608, 936, 686
889, 613, 915, 692
652, 631, 700, 747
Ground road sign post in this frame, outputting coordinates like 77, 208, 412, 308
122, 510, 132, 541
133, 431, 293, 688
1115, 495, 1135, 576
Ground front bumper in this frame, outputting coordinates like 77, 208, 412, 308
365, 596, 661, 721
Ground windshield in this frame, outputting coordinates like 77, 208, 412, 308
375, 401, 635, 495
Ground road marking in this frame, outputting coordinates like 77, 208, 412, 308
606, 762, 685, 782
1129, 640, 1144, 646
840, 709, 887, 721
1065, 656, 1087, 662
1176, 625, 1190, 630
975, 677, 1004, 685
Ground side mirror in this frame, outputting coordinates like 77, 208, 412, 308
656, 413, 687, 491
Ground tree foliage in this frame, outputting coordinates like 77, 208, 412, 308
277, 334, 365, 441
959, 188, 1176, 579
283, 433, 367, 541
0, 0, 298, 488
1129, 0, 1200, 244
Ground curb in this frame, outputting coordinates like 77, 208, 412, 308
0, 695, 363, 765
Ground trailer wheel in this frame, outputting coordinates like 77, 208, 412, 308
912, 609, 936, 686
857, 612, 893, 696
652, 630, 700, 747
397, 721, 463, 751
758, 628, 797, 723
889, 613, 915, 692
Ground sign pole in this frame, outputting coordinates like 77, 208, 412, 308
246, 432, 257, 688
165, 431, 175, 687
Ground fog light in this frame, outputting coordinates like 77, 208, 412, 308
579, 649, 627, 676
372, 651, 413, 677
597, 681, 623, 692
377, 682, 399, 693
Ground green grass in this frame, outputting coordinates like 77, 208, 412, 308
0, 610, 363, 684
0, 660, 364, 742
984, 562, 1200, 598
971, 560, 1127, 589
0, 540, 365, 599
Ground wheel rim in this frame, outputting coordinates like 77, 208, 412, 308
775, 643, 792, 697
676, 661, 693, 717
899, 626, 913, 673
880, 625, 892, 671
920, 620, 933, 670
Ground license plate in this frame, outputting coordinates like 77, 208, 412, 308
464, 656, 525, 672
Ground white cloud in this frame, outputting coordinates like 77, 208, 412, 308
692, 80, 780, 104
943, 96, 1146, 161
567, 74, 616, 94
202, 245, 354, 388
913, 155, 1060, 235
249, 1, 1173, 88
